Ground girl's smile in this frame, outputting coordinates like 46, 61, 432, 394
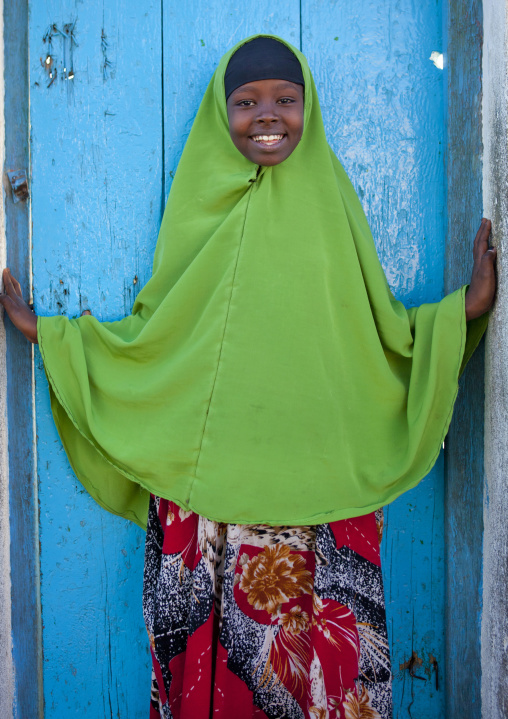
226, 78, 304, 166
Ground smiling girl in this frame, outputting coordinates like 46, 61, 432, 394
0, 35, 496, 719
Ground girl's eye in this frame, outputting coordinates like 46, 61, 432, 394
237, 99, 255, 107
278, 97, 296, 104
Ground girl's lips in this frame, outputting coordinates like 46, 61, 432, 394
249, 133, 287, 150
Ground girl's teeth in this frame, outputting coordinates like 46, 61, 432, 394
252, 135, 284, 143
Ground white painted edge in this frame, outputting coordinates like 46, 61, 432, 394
482, 1, 508, 717
0, 0, 14, 715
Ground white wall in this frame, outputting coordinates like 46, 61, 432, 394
482, 1, 508, 717
0, 0, 14, 714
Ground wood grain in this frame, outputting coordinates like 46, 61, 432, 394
444, 0, 484, 715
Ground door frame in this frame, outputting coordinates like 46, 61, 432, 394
1, 0, 489, 716
3, 0, 43, 716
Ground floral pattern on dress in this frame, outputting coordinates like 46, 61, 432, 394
143, 497, 392, 719
239, 544, 314, 613
343, 684, 382, 719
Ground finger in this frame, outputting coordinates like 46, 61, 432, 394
2, 269, 18, 298
473, 219, 491, 259
479, 218, 492, 255
482, 246, 497, 263
9, 273, 23, 299
0, 293, 18, 315
472, 221, 484, 259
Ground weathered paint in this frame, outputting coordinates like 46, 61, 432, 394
301, 3, 446, 715
0, 2, 14, 716
482, 0, 508, 716
3, 0, 43, 716
443, 0, 485, 715
30, 1, 449, 716
30, 1, 163, 715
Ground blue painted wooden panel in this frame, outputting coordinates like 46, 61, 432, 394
29, 1, 163, 716
444, 0, 484, 714
29, 1, 450, 716
4, 1, 43, 716
302, 3, 446, 716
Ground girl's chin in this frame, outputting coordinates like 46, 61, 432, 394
245, 143, 296, 165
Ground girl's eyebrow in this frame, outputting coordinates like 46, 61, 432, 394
232, 81, 302, 95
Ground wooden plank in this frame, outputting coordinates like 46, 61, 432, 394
444, 0, 484, 715
301, 2, 446, 715
29, 1, 163, 715
3, 0, 43, 716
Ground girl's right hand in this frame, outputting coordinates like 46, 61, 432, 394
0, 267, 38, 344
465, 218, 497, 321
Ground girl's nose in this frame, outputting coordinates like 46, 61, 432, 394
256, 104, 279, 123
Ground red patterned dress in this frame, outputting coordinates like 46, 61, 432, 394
143, 496, 392, 719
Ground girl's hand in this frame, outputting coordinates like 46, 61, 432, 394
465, 218, 497, 322
0, 268, 38, 344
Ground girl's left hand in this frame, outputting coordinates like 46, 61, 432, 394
0, 267, 38, 343
465, 218, 497, 321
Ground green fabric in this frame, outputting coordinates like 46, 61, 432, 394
38, 35, 488, 530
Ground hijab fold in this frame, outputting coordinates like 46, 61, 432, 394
37, 36, 488, 529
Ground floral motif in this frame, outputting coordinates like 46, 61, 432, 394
145, 496, 392, 718
356, 622, 391, 680
375, 508, 384, 546
313, 592, 324, 615
309, 707, 328, 719
239, 544, 313, 614
343, 684, 382, 719
278, 605, 310, 635
309, 649, 328, 715
312, 598, 360, 657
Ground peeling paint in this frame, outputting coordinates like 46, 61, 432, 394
430, 51, 444, 70
40, 21, 77, 86
0, 2, 14, 714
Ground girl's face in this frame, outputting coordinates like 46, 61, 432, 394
226, 79, 304, 166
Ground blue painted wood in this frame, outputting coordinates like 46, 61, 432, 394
3, 0, 43, 716
29, 1, 163, 715
28, 1, 463, 716
444, 0, 484, 715
302, 3, 446, 715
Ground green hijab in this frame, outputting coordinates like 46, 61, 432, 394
38, 35, 487, 529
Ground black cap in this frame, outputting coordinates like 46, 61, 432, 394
225, 37, 304, 100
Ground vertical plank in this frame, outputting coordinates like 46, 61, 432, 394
301, 2, 446, 716
443, 1, 484, 716
481, 0, 508, 716
29, 1, 163, 715
3, 0, 43, 716
163, 0, 300, 199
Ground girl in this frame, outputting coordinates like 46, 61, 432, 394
0, 35, 496, 719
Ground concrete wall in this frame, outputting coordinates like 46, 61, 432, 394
482, 1, 508, 717
0, 0, 14, 714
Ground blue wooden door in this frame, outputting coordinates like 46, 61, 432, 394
29, 2, 445, 716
